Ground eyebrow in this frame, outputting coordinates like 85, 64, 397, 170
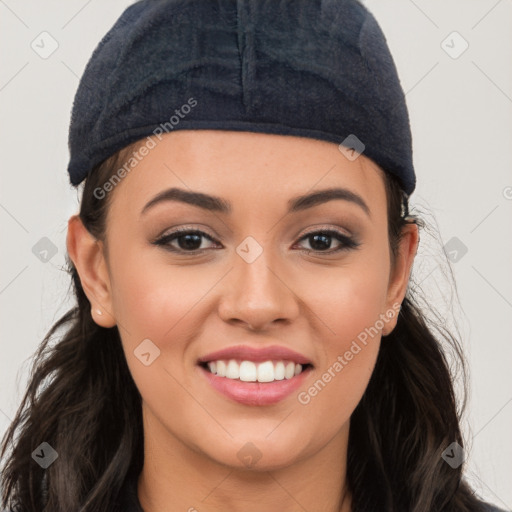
141, 186, 371, 218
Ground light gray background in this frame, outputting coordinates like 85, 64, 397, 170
1, 0, 511, 509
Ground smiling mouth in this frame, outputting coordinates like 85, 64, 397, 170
199, 359, 313, 383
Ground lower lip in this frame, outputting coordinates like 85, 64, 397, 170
198, 364, 313, 406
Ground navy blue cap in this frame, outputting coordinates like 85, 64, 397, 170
67, 0, 416, 195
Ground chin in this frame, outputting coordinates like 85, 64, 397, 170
195, 429, 312, 472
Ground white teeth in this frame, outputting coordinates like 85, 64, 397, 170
216, 360, 226, 377
226, 360, 240, 379
274, 361, 285, 380
284, 361, 295, 379
257, 361, 274, 382
239, 361, 257, 382
204, 359, 306, 382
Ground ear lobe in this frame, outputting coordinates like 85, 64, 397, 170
382, 222, 419, 335
66, 215, 117, 328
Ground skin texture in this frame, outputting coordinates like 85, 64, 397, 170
67, 130, 419, 512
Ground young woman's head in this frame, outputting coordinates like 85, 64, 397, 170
0, 0, 496, 511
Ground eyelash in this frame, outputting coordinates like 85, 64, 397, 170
152, 226, 361, 255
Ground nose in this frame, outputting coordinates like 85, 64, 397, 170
218, 246, 300, 331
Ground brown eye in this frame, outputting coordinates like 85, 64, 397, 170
153, 229, 219, 253
295, 229, 360, 254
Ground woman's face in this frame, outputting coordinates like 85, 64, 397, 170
70, 130, 417, 471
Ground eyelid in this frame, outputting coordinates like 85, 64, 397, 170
298, 223, 354, 238
153, 225, 218, 242
155, 222, 355, 242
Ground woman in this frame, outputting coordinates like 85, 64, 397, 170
0, 0, 506, 511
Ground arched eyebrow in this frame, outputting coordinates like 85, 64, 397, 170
287, 188, 370, 217
141, 187, 371, 218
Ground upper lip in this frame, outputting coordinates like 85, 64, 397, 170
198, 345, 313, 366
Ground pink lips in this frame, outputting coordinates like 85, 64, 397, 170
198, 364, 312, 406
197, 344, 313, 406
197, 344, 312, 365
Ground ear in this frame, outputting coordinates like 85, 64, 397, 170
382, 222, 419, 336
66, 215, 117, 328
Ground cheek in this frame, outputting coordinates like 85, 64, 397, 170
109, 245, 214, 343
317, 268, 388, 329
295, 295, 384, 433
106, 251, 218, 415
302, 243, 391, 347
294, 246, 390, 416
108, 253, 212, 409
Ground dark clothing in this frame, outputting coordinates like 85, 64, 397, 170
117, 470, 508, 512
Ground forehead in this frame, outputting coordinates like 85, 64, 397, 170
108, 130, 387, 216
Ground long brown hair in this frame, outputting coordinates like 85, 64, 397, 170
1, 146, 489, 512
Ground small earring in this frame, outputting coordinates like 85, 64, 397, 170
96, 309, 103, 316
